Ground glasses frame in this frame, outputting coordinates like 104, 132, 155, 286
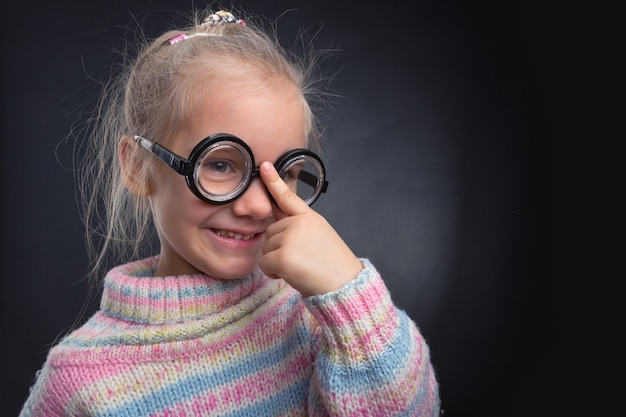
132, 133, 328, 206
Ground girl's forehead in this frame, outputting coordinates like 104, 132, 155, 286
174, 78, 306, 154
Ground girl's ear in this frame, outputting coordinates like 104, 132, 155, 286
119, 136, 152, 196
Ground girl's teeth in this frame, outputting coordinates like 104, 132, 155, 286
215, 229, 254, 240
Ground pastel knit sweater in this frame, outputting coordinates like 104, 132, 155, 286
19, 257, 440, 416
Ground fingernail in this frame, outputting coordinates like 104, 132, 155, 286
261, 161, 273, 173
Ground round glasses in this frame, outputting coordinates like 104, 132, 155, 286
133, 134, 329, 206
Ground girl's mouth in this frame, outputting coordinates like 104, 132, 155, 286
211, 229, 258, 241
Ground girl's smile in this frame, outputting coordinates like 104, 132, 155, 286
211, 228, 260, 241
207, 226, 265, 248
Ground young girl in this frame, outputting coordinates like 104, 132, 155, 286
20, 8, 440, 416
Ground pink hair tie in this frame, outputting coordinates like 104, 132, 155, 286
168, 34, 188, 44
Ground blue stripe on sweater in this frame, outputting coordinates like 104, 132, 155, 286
98, 378, 311, 417
314, 311, 416, 393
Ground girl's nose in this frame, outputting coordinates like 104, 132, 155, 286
230, 177, 273, 219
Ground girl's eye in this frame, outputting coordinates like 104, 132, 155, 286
206, 159, 233, 174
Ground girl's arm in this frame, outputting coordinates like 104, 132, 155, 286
304, 259, 441, 416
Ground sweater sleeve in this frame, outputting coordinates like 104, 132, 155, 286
19, 363, 72, 417
303, 259, 441, 417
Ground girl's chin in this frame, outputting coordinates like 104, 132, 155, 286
213, 270, 257, 280
204, 259, 260, 280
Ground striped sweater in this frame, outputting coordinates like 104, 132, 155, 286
19, 257, 440, 416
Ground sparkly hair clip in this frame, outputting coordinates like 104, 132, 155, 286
168, 10, 246, 44
201, 10, 246, 27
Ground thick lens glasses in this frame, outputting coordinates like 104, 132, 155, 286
133, 134, 329, 206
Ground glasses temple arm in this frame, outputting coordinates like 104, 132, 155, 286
133, 135, 192, 175
298, 170, 328, 193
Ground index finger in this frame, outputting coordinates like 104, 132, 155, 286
260, 161, 310, 216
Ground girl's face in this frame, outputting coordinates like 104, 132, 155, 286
149, 77, 306, 278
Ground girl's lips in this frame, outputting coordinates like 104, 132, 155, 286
211, 228, 260, 241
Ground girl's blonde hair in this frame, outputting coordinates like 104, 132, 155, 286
76, 6, 333, 282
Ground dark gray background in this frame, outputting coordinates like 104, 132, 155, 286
1, 1, 554, 416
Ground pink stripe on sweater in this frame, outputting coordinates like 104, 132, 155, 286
309, 269, 391, 327
324, 304, 401, 363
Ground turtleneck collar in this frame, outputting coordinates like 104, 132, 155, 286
100, 256, 265, 324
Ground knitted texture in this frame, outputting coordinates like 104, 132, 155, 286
19, 257, 440, 416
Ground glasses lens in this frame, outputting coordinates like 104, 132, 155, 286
279, 155, 325, 205
194, 142, 252, 202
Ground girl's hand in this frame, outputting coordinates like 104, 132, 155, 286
258, 161, 363, 296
